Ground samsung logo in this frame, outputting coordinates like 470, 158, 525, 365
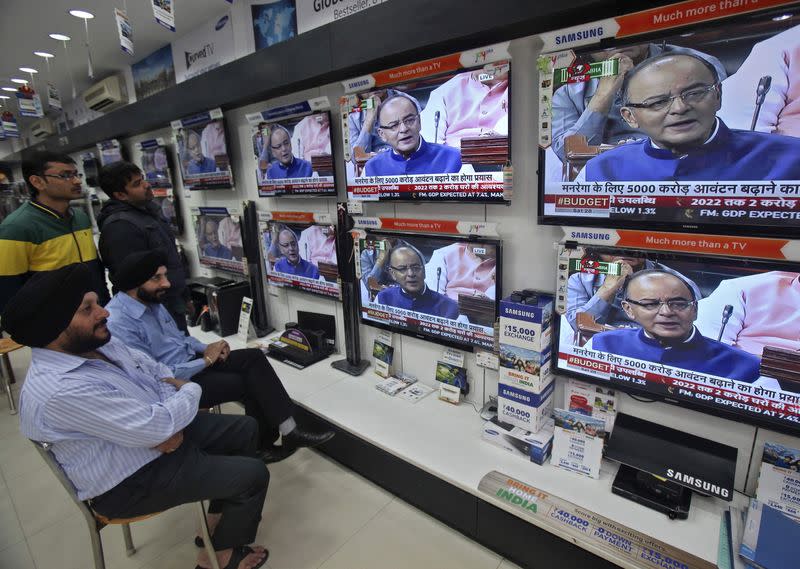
358, 219, 379, 227
185, 43, 215, 69
215, 15, 229, 31
666, 470, 730, 499
570, 231, 610, 240
347, 79, 370, 90
505, 308, 537, 318
554, 26, 604, 46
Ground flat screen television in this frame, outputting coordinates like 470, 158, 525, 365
247, 98, 336, 197
192, 207, 245, 275
97, 139, 124, 166
139, 139, 182, 235
355, 231, 501, 351
173, 108, 234, 191
538, 7, 800, 238
261, 219, 340, 299
555, 244, 800, 433
340, 43, 511, 203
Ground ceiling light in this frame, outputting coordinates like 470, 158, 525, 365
34, 51, 54, 59
10, 78, 28, 84
69, 9, 94, 19
19, 67, 38, 74
0, 96, 10, 100
1, 88, 17, 92
773, 14, 792, 21
49, 33, 71, 41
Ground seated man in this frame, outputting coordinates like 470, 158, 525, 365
6, 264, 270, 569
580, 53, 800, 181
105, 250, 334, 463
273, 228, 320, 279
375, 244, 459, 319
262, 125, 313, 180
587, 270, 771, 385
364, 94, 462, 176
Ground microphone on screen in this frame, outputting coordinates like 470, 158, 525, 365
436, 267, 442, 293
750, 75, 772, 131
717, 304, 734, 343
434, 111, 441, 143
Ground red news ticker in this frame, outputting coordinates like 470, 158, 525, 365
567, 354, 611, 373
555, 195, 610, 208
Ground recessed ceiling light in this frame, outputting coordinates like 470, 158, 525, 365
10, 78, 28, 84
0, 96, 10, 100
34, 51, 55, 59
69, 9, 94, 19
1, 87, 17, 92
19, 67, 38, 74
49, 33, 71, 41
773, 14, 792, 21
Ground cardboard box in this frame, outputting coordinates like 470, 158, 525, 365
482, 417, 554, 465
499, 360, 552, 393
498, 381, 554, 432
499, 294, 554, 353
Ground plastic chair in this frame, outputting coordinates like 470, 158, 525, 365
0, 338, 22, 414
31, 440, 221, 569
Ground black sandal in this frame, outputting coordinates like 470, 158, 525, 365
195, 545, 269, 569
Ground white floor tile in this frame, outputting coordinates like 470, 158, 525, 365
0, 485, 24, 551
0, 432, 45, 483
26, 511, 95, 569
254, 449, 394, 569
317, 498, 502, 569
0, 539, 36, 569
6, 464, 76, 537
0, 403, 22, 440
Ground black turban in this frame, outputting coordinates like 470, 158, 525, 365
111, 250, 168, 291
1, 263, 91, 347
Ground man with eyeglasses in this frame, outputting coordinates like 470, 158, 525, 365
262, 125, 313, 180
364, 94, 462, 177
375, 245, 459, 319
0, 151, 109, 312
273, 229, 319, 279
580, 53, 800, 182
587, 270, 772, 385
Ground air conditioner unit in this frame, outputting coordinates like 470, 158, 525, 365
30, 117, 55, 139
82, 75, 127, 113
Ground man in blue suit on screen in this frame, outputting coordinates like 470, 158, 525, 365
273, 229, 319, 279
364, 94, 462, 177
581, 53, 800, 182
263, 126, 313, 180
185, 130, 218, 175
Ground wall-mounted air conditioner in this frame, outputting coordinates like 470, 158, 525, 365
82, 75, 127, 113
30, 117, 55, 139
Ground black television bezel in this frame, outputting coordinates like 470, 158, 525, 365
344, 60, 512, 205
536, 6, 800, 240
552, 244, 800, 436
356, 229, 503, 352
255, 109, 338, 199
261, 219, 342, 301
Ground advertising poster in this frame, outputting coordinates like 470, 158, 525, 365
46, 82, 62, 110
172, 108, 234, 191
340, 43, 511, 202
246, 97, 335, 197
171, 11, 235, 83
251, 0, 297, 50
16, 88, 43, 118
296, 0, 387, 34
131, 45, 175, 100
151, 0, 175, 32
2, 112, 19, 138
115, 8, 134, 55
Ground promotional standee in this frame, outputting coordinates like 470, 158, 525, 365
537, 0, 800, 238
172, 108, 234, 191
341, 43, 511, 202
246, 97, 336, 197
137, 138, 183, 235
191, 206, 245, 275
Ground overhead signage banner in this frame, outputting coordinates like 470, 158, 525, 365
16, 90, 44, 118
171, 11, 235, 83
46, 82, 62, 110
152, 0, 176, 32
115, 9, 134, 55
296, 0, 388, 35
1, 112, 19, 138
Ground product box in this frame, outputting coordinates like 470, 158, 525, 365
498, 381, 555, 432
499, 358, 552, 393
564, 378, 617, 433
499, 294, 554, 353
482, 416, 554, 465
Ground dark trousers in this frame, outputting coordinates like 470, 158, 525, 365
91, 413, 268, 551
193, 349, 294, 447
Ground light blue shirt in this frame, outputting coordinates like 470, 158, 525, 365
19, 338, 201, 500
106, 292, 208, 380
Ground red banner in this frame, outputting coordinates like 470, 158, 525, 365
372, 53, 464, 87
615, 230, 789, 259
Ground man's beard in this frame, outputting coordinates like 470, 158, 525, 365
63, 321, 111, 354
136, 286, 166, 304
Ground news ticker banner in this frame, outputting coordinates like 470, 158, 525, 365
267, 271, 340, 299
351, 217, 499, 237
347, 172, 506, 202
258, 210, 333, 225
478, 471, 716, 569
561, 226, 800, 262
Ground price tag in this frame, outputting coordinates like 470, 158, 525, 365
376, 330, 393, 345
438, 383, 461, 405
476, 350, 499, 370
441, 347, 464, 367
502, 163, 513, 200
237, 297, 254, 343
347, 200, 363, 215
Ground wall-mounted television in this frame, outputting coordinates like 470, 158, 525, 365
173, 107, 234, 191
97, 139, 125, 166
247, 98, 336, 198
138, 138, 182, 235
260, 216, 340, 299
555, 244, 800, 433
340, 43, 511, 203
192, 206, 245, 275
537, 7, 800, 238
355, 231, 501, 351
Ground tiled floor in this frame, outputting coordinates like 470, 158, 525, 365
0, 347, 523, 569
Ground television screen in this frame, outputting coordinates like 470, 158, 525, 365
555, 244, 800, 432
97, 139, 124, 166
340, 43, 511, 202
260, 219, 340, 299
192, 207, 245, 274
173, 108, 233, 191
82, 154, 99, 187
356, 231, 501, 350
247, 98, 335, 197
538, 9, 800, 237
139, 140, 182, 235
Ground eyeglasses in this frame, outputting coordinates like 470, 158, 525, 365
390, 263, 423, 275
624, 298, 696, 312
270, 139, 291, 150
379, 113, 419, 132
278, 241, 298, 249
43, 171, 83, 181
625, 83, 719, 112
